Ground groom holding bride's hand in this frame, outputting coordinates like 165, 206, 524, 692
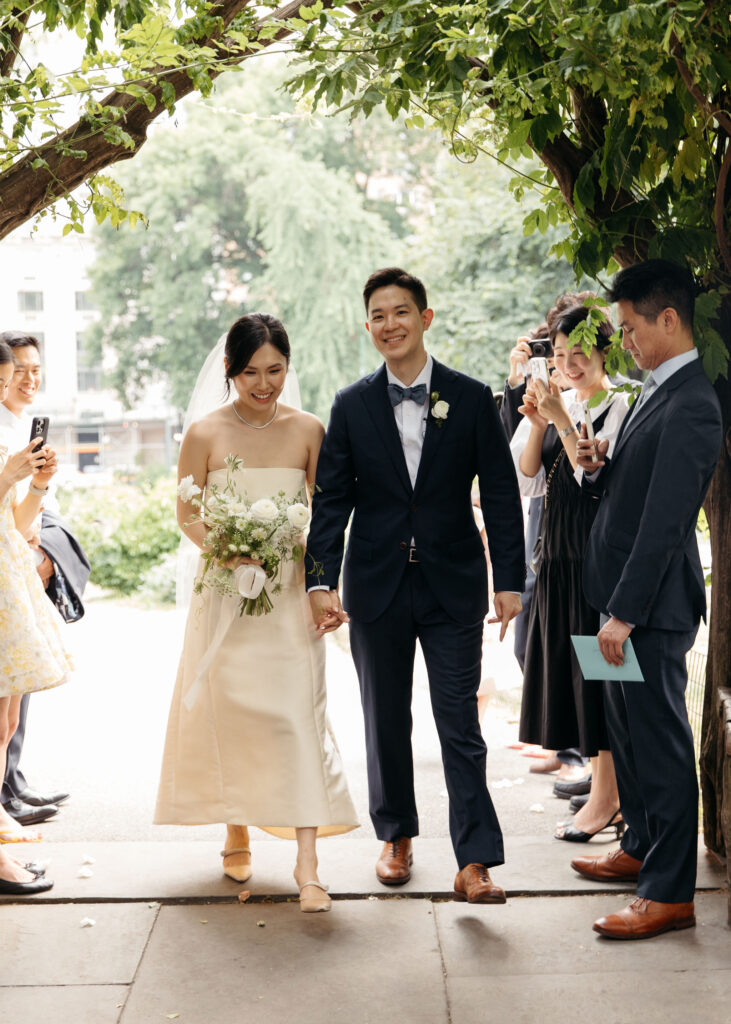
307, 268, 525, 902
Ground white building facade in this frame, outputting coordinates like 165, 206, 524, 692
0, 223, 179, 473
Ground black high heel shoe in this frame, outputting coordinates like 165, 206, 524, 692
554, 810, 624, 843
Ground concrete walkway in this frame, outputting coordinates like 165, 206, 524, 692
2, 597, 729, 1023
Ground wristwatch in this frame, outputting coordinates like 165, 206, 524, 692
558, 424, 578, 439
28, 483, 49, 497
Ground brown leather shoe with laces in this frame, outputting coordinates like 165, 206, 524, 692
571, 846, 643, 882
593, 897, 695, 940
453, 864, 506, 904
375, 837, 413, 885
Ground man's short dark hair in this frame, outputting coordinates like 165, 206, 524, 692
607, 259, 695, 329
363, 267, 428, 313
0, 331, 40, 352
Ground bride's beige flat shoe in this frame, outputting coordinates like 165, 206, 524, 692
220, 847, 252, 883
299, 880, 331, 913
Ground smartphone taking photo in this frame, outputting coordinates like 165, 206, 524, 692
528, 356, 550, 387
29, 416, 50, 452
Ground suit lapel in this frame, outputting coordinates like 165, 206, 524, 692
359, 364, 413, 496
413, 360, 455, 498
612, 359, 702, 460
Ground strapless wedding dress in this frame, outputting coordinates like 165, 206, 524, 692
154, 467, 358, 838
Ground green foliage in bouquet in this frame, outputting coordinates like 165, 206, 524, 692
180, 454, 309, 616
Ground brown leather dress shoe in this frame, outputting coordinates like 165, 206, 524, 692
571, 846, 643, 882
593, 897, 696, 940
375, 838, 413, 885
453, 864, 506, 904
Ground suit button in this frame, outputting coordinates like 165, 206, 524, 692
411, 504, 418, 512
399, 542, 408, 550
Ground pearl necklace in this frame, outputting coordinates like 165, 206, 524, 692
232, 399, 278, 429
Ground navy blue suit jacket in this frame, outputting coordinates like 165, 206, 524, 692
582, 358, 721, 631
307, 359, 526, 623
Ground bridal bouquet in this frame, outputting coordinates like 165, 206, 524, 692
178, 453, 309, 616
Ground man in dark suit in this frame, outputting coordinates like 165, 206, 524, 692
307, 268, 525, 902
572, 260, 722, 940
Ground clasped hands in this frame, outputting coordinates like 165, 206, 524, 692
308, 589, 349, 636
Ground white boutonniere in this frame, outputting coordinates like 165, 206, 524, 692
430, 391, 449, 427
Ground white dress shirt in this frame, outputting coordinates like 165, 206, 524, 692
387, 353, 433, 488
509, 389, 631, 497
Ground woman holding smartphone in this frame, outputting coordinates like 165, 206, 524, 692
509, 304, 630, 843
0, 339, 71, 893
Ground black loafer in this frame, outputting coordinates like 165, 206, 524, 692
16, 787, 70, 807
3, 799, 59, 826
553, 775, 592, 799
569, 793, 590, 814
0, 875, 54, 895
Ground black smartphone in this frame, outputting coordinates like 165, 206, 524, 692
29, 416, 50, 452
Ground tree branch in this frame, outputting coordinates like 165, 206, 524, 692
670, 31, 731, 136
0, 0, 334, 240
716, 138, 731, 274
570, 86, 608, 150
0, 6, 29, 79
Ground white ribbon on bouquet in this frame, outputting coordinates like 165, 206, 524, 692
182, 563, 268, 711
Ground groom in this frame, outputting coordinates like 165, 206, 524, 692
307, 268, 525, 902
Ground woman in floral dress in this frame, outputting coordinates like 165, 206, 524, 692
0, 340, 72, 895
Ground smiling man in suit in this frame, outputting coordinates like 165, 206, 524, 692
307, 267, 525, 902
573, 259, 722, 939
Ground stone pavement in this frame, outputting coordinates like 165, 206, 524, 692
1, 836, 728, 1024
2, 598, 729, 1022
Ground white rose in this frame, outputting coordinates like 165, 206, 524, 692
287, 502, 310, 529
177, 475, 202, 502
249, 498, 279, 522
432, 400, 449, 420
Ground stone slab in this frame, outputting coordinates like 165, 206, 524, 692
447, 970, 731, 1024
6, 836, 723, 903
0, 985, 128, 1024
0, 903, 158, 985
120, 900, 446, 1024
435, 892, 731, 979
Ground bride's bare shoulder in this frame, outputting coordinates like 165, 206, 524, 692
279, 404, 324, 438
189, 407, 230, 435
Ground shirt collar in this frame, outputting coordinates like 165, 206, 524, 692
650, 347, 698, 388
386, 353, 433, 390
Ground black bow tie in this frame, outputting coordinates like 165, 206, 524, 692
387, 382, 428, 407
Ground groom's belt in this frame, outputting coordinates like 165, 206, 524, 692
399, 542, 419, 563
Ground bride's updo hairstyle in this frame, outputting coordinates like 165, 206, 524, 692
224, 313, 290, 397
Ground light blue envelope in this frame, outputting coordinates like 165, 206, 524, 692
571, 635, 645, 681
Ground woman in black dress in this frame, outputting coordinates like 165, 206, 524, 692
510, 304, 630, 841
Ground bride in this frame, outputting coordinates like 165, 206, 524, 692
154, 313, 358, 912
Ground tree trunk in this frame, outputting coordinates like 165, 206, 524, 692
700, 293, 731, 877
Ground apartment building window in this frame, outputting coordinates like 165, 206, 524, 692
76, 331, 102, 391
75, 291, 97, 312
18, 291, 43, 312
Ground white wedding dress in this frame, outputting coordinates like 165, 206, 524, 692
154, 466, 358, 838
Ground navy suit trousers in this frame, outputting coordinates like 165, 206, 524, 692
603, 623, 698, 903
348, 562, 504, 869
